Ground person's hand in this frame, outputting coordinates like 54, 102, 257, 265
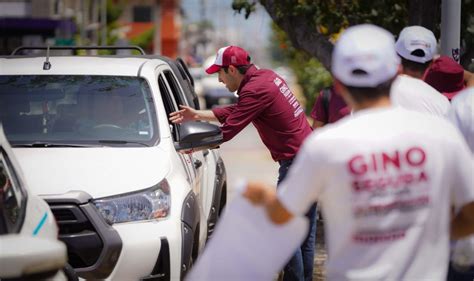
243, 181, 275, 205
243, 181, 294, 225
169, 105, 199, 124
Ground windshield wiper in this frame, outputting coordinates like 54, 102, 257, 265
98, 140, 149, 147
12, 142, 98, 148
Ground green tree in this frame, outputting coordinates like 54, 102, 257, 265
234, 0, 473, 111
234, 0, 473, 69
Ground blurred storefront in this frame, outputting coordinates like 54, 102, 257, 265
0, 0, 75, 55
0, 0, 182, 57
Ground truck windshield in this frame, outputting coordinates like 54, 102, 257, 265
0, 75, 158, 147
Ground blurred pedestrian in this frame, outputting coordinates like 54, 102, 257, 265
169, 46, 315, 281
310, 85, 350, 129
446, 88, 474, 281
244, 24, 474, 281
424, 55, 472, 101
391, 25, 450, 117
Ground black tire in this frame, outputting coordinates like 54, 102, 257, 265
218, 185, 227, 219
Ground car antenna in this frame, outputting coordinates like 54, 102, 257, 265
43, 45, 51, 70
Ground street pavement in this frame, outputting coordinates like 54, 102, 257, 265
218, 123, 279, 201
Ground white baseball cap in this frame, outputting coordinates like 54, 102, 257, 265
332, 24, 400, 87
395, 26, 437, 63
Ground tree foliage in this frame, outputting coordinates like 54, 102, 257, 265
233, 0, 473, 112
234, 0, 473, 68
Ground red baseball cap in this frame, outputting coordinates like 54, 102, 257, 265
424, 56, 465, 100
205, 46, 251, 74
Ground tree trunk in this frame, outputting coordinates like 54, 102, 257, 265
260, 0, 334, 71
408, 0, 441, 33
260, 0, 444, 71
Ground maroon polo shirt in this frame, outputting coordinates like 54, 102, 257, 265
310, 87, 351, 124
212, 65, 312, 161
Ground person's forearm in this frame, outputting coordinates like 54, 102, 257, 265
266, 197, 294, 225
312, 120, 325, 129
451, 202, 474, 240
197, 110, 218, 122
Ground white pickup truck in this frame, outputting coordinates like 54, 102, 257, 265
0, 46, 227, 281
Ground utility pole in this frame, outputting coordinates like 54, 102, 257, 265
80, 0, 86, 45
101, 0, 107, 46
440, 0, 461, 62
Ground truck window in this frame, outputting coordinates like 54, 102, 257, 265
163, 70, 186, 106
158, 74, 180, 141
0, 75, 158, 147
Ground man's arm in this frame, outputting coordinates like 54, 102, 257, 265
312, 120, 325, 129
310, 90, 329, 129
169, 105, 218, 123
451, 202, 474, 240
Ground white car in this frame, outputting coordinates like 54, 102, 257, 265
0, 46, 227, 280
0, 124, 69, 280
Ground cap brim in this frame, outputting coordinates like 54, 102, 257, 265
205, 64, 221, 74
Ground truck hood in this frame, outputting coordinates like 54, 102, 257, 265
12, 147, 171, 199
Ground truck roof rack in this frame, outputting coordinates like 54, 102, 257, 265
11, 46, 146, 56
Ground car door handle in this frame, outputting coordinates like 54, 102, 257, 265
203, 149, 209, 157
194, 159, 202, 169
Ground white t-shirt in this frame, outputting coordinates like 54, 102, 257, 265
448, 88, 474, 152
391, 75, 451, 118
447, 88, 474, 267
279, 106, 473, 281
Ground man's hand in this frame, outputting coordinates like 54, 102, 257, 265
243, 181, 294, 225
243, 181, 274, 205
169, 105, 199, 124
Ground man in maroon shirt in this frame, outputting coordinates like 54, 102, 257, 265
310, 86, 351, 129
170, 45, 315, 281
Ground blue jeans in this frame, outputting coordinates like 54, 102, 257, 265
447, 261, 474, 281
278, 159, 317, 281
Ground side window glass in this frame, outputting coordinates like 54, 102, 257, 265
175, 58, 200, 110
164, 70, 186, 107
158, 74, 179, 141
0, 150, 25, 234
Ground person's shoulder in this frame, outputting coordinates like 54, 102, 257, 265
244, 68, 285, 91
396, 106, 465, 142
393, 75, 438, 93
449, 88, 474, 122
392, 75, 450, 104
451, 87, 474, 106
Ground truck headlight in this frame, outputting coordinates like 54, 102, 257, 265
93, 179, 170, 224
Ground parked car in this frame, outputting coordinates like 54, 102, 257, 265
0, 124, 69, 281
200, 75, 238, 109
190, 56, 237, 109
0, 46, 227, 281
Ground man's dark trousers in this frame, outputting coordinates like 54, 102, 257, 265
278, 159, 317, 281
